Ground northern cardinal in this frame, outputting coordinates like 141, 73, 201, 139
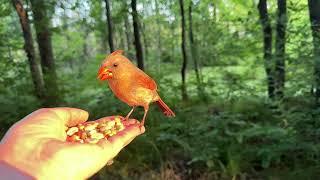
97, 50, 175, 126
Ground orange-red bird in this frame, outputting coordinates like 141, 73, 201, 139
97, 50, 175, 126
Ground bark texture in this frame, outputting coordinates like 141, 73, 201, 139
131, 0, 144, 70
179, 0, 188, 100
12, 0, 45, 101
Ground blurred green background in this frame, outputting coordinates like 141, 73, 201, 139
1, 0, 320, 179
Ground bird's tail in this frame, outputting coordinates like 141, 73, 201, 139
156, 98, 175, 117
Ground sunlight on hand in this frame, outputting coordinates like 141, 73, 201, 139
0, 107, 145, 179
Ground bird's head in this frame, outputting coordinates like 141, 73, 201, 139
97, 50, 132, 81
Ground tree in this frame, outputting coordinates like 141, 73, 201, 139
131, 0, 144, 70
308, 0, 320, 103
124, 7, 132, 56
140, 19, 148, 61
104, 0, 114, 53
89, 0, 108, 52
140, 2, 149, 61
274, 0, 287, 99
30, 0, 60, 106
155, 0, 162, 74
188, 0, 205, 98
179, 0, 188, 100
11, 0, 45, 101
258, 0, 275, 99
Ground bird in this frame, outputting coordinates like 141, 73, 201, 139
97, 50, 175, 126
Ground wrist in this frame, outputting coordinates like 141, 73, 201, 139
0, 143, 36, 180
0, 160, 35, 180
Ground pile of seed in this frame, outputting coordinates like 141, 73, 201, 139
66, 116, 125, 144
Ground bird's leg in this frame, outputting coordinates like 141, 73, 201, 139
125, 106, 135, 120
141, 106, 149, 126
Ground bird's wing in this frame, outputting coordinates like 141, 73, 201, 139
134, 71, 157, 90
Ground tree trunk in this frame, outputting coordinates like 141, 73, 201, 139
83, 27, 90, 58
124, 14, 131, 51
188, 1, 204, 98
169, 1, 175, 60
141, 2, 149, 62
123, 1, 132, 58
258, 0, 275, 99
131, 0, 144, 70
179, 0, 188, 100
308, 0, 320, 104
124, 17, 131, 54
141, 21, 148, 61
155, 0, 162, 74
104, 0, 114, 53
30, 0, 60, 106
119, 27, 126, 51
12, 0, 45, 101
213, 3, 217, 22
62, 11, 75, 71
274, 0, 287, 99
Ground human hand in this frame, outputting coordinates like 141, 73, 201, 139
0, 108, 145, 179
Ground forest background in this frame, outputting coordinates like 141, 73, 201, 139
1, 0, 320, 179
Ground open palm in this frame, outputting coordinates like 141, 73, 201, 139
0, 108, 144, 179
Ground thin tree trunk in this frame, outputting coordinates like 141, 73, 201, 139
131, 0, 144, 70
30, 0, 60, 106
7, 45, 13, 62
179, 0, 188, 100
119, 25, 125, 51
170, 21, 175, 60
102, 29, 109, 53
104, 0, 114, 53
308, 0, 320, 104
123, 1, 132, 58
12, 0, 45, 101
155, 0, 162, 74
78, 25, 90, 78
258, 0, 275, 99
124, 14, 131, 51
213, 3, 217, 22
141, 2, 149, 62
141, 21, 148, 61
83, 27, 90, 58
274, 0, 287, 99
188, 1, 204, 98
124, 17, 131, 54
62, 11, 75, 71
169, 1, 175, 60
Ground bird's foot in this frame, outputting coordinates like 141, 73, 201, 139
140, 119, 145, 127
139, 123, 145, 132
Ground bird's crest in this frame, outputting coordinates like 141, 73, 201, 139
110, 50, 124, 56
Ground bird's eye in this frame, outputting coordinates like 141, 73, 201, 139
113, 63, 118, 67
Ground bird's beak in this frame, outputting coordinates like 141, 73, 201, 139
97, 67, 113, 80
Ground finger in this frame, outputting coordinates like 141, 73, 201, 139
48, 107, 89, 127
97, 124, 144, 158
58, 126, 141, 176
108, 124, 144, 147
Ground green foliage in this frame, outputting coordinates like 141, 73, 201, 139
1, 0, 320, 179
